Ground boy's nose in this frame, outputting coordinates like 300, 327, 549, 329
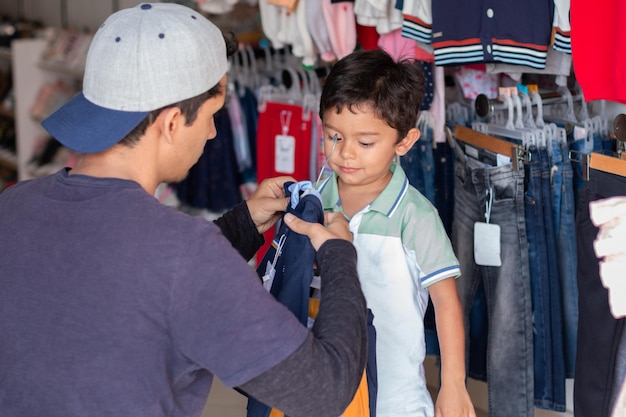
338, 141, 355, 159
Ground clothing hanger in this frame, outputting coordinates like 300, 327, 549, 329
455, 125, 526, 171
571, 114, 626, 180
582, 152, 626, 179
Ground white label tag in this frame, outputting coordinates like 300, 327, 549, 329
262, 260, 276, 292
474, 222, 502, 266
275, 134, 295, 174
496, 153, 511, 166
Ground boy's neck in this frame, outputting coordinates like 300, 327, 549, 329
336, 169, 393, 218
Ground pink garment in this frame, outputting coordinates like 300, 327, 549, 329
321, 0, 357, 60
454, 66, 500, 100
377, 29, 417, 61
430, 65, 445, 143
305, 0, 336, 62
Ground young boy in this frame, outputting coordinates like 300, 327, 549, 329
318, 49, 476, 417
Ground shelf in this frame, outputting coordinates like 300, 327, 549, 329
0, 106, 14, 119
0, 47, 11, 61
0, 147, 17, 171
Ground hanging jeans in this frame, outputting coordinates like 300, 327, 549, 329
400, 126, 436, 205
451, 138, 533, 417
574, 169, 626, 417
524, 146, 566, 411
552, 142, 578, 378
434, 137, 456, 237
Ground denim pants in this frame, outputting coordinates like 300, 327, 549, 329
434, 138, 456, 236
400, 126, 435, 205
451, 139, 533, 417
555, 142, 578, 378
524, 147, 566, 411
574, 169, 626, 417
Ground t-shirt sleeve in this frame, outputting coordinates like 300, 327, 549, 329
213, 202, 264, 261
168, 222, 308, 387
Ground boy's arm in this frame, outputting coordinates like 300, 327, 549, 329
429, 277, 477, 417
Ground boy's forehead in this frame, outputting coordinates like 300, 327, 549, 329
323, 102, 376, 117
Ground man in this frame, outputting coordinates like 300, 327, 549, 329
0, 3, 367, 417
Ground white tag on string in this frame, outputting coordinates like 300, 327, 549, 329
262, 234, 287, 291
275, 134, 295, 173
474, 223, 502, 266
275, 110, 295, 174
474, 187, 502, 267
262, 261, 276, 291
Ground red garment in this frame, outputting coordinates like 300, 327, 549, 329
256, 101, 313, 264
571, 0, 626, 103
356, 22, 379, 50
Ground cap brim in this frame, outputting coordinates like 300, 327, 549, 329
41, 92, 150, 154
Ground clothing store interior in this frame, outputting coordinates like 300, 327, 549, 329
0, 0, 624, 416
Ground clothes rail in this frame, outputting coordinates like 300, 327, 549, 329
475, 90, 581, 118
613, 113, 626, 142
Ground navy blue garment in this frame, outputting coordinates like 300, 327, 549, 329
247, 181, 324, 417
261, 181, 323, 324
238, 84, 259, 184
366, 309, 378, 417
248, 181, 378, 417
419, 61, 434, 111
173, 108, 242, 212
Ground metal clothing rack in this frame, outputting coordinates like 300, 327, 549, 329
613, 113, 626, 142
474, 90, 583, 119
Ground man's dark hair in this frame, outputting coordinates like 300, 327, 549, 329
319, 49, 425, 142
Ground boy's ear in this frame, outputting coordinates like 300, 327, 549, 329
395, 127, 420, 156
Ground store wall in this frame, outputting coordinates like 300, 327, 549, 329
0, 0, 155, 31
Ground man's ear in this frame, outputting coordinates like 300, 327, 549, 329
156, 106, 183, 144
395, 127, 420, 157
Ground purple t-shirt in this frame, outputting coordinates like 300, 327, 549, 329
0, 169, 308, 417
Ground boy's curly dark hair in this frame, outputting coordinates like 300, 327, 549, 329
319, 49, 425, 142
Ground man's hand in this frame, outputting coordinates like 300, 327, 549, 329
284, 212, 352, 250
246, 176, 294, 234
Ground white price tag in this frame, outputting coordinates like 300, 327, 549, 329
275, 134, 295, 174
474, 222, 502, 267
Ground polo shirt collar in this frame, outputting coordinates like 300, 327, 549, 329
319, 162, 409, 218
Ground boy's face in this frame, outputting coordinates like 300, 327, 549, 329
322, 104, 418, 190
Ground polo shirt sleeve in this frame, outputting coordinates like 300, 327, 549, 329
401, 199, 460, 288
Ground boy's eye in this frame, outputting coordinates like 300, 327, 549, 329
360, 142, 373, 147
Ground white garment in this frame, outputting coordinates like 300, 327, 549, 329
589, 196, 626, 319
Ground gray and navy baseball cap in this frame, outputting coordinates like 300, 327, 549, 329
42, 2, 228, 153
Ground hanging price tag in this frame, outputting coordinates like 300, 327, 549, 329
474, 186, 501, 266
474, 222, 502, 266
275, 134, 295, 174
